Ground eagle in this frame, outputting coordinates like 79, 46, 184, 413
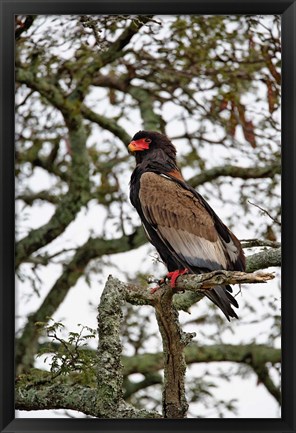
128, 130, 245, 320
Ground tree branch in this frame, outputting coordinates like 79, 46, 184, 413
81, 104, 130, 144
38, 341, 280, 375
72, 16, 152, 100
16, 228, 147, 373
15, 129, 90, 267
15, 383, 161, 418
246, 247, 281, 273
250, 363, 281, 403
170, 269, 275, 293
153, 286, 191, 418
17, 243, 280, 374
189, 162, 280, 187
122, 343, 281, 375
15, 67, 69, 115
90, 70, 165, 133
95, 275, 162, 417
123, 373, 163, 399
15, 15, 36, 40
248, 200, 281, 226
15, 69, 91, 268
241, 239, 281, 248
123, 266, 277, 416
17, 268, 280, 417
170, 248, 280, 312
97, 276, 190, 418
16, 191, 59, 205
96, 275, 125, 412
124, 267, 277, 314
128, 86, 165, 131
16, 275, 162, 418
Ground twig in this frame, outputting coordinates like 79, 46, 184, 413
248, 201, 281, 225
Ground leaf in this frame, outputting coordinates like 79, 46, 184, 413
237, 103, 257, 148
219, 98, 229, 112
227, 101, 237, 137
266, 79, 277, 114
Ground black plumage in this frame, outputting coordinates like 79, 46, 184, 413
128, 130, 245, 320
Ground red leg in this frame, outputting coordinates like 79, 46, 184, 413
166, 268, 189, 288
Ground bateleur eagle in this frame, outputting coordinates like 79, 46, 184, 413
128, 130, 245, 320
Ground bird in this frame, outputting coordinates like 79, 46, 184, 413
128, 130, 246, 320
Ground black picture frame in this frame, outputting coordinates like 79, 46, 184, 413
1, 1, 295, 432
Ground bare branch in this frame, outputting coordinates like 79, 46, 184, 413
16, 191, 59, 205
153, 287, 191, 418
15, 15, 36, 40
189, 163, 280, 187
125, 269, 276, 307
248, 201, 281, 226
250, 363, 281, 403
125, 248, 280, 312
171, 269, 275, 293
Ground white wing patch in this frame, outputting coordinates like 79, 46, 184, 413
159, 173, 171, 180
159, 226, 228, 269
222, 238, 239, 263
142, 223, 152, 241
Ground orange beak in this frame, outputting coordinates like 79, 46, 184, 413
128, 138, 150, 153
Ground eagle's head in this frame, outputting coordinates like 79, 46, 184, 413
128, 130, 177, 165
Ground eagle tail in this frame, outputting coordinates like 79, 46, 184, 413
205, 285, 239, 321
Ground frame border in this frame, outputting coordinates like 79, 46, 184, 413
1, 1, 295, 432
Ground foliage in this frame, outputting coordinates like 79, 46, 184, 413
36, 320, 97, 380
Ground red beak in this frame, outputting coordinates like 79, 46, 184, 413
128, 138, 150, 152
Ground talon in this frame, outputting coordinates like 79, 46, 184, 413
166, 268, 189, 288
150, 286, 160, 294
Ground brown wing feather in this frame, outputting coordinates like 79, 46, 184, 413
139, 173, 216, 239
139, 172, 231, 270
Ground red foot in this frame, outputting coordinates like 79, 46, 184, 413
166, 268, 189, 288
